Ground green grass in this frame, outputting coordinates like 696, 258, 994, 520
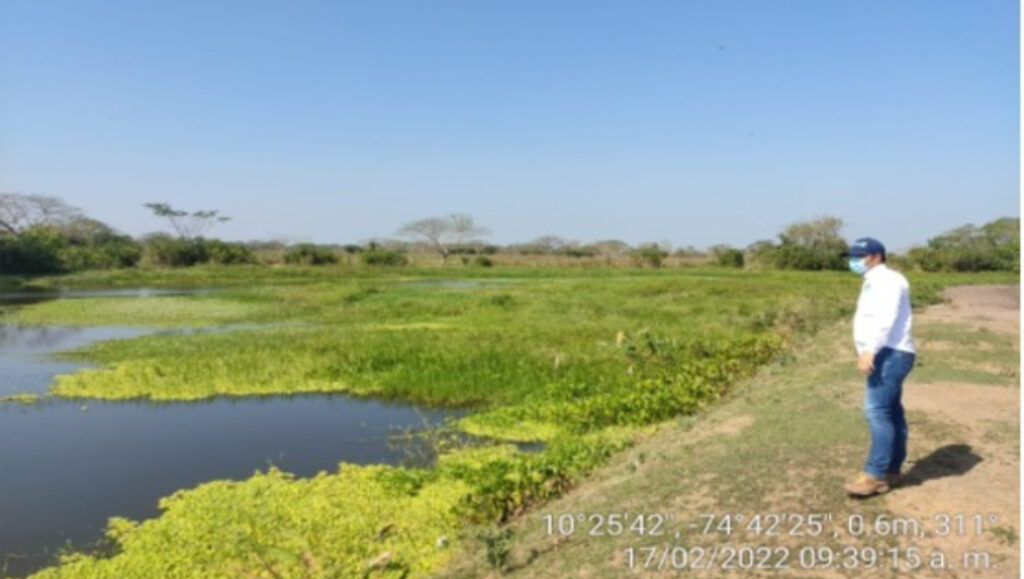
916, 323, 1011, 345
912, 317, 1020, 386
6, 266, 1013, 578
21, 271, 863, 427
29, 465, 472, 579
440, 322, 899, 578
9, 263, 1016, 289
438, 311, 1016, 578
6, 295, 274, 327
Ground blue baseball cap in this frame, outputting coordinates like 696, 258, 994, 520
842, 237, 886, 258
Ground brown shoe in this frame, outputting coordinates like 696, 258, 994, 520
844, 472, 889, 497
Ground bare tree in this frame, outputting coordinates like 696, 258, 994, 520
778, 216, 844, 247
450, 213, 490, 246
144, 202, 230, 239
396, 218, 449, 261
396, 214, 489, 264
530, 235, 572, 253
591, 239, 630, 264
0, 193, 82, 236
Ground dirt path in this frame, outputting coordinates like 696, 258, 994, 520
439, 284, 1020, 579
882, 285, 1020, 577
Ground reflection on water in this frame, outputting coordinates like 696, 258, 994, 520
0, 289, 467, 577
0, 395, 460, 576
0, 287, 211, 306
0, 323, 292, 396
0, 325, 149, 396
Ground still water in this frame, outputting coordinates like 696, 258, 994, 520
0, 290, 463, 577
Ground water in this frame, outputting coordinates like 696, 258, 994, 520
0, 396, 455, 576
0, 287, 212, 306
0, 325, 150, 396
0, 290, 464, 577
396, 279, 520, 289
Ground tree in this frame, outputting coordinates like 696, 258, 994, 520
0, 226, 66, 273
59, 217, 116, 242
778, 216, 845, 248
591, 239, 630, 264
530, 235, 572, 253
144, 202, 230, 239
283, 243, 338, 265
673, 245, 704, 258
709, 244, 744, 268
927, 217, 1019, 250
631, 243, 669, 268
0, 195, 142, 273
770, 216, 848, 270
396, 214, 489, 264
450, 214, 490, 246
981, 217, 1019, 246
0, 193, 82, 236
360, 241, 408, 266
744, 239, 777, 269
56, 217, 142, 270
907, 217, 1020, 272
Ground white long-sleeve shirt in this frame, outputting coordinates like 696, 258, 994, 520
853, 263, 916, 356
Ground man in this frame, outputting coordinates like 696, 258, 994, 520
841, 237, 916, 497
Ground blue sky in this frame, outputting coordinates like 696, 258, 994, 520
0, 0, 1018, 251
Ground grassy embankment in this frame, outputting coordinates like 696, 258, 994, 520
439, 284, 1020, 578
1, 266, 1014, 578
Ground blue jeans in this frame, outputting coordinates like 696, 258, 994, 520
862, 347, 916, 478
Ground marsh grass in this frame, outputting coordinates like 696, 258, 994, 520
0, 393, 41, 404
10, 267, 1011, 578
5, 295, 274, 327
913, 318, 1021, 386
438, 323, 910, 578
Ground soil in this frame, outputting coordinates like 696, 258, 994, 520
884, 285, 1020, 577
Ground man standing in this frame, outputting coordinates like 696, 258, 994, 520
841, 237, 917, 497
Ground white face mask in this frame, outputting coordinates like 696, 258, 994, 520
848, 257, 869, 275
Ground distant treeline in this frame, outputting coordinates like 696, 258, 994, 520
0, 194, 1018, 274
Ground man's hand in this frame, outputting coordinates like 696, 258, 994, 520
857, 352, 875, 375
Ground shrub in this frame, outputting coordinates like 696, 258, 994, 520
906, 246, 943, 272
744, 216, 848, 271
144, 235, 207, 267
770, 244, 846, 271
0, 226, 66, 274
205, 240, 255, 265
631, 244, 668, 268
563, 247, 597, 258
473, 256, 494, 267
143, 235, 253, 267
283, 243, 338, 265
360, 246, 408, 266
55, 220, 143, 270
715, 248, 745, 268
904, 217, 1019, 272
0, 221, 144, 274
59, 239, 142, 270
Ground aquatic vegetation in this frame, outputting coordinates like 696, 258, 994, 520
10, 267, 1005, 577
0, 392, 41, 404
26, 431, 630, 578
29, 464, 471, 578
5, 295, 272, 327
